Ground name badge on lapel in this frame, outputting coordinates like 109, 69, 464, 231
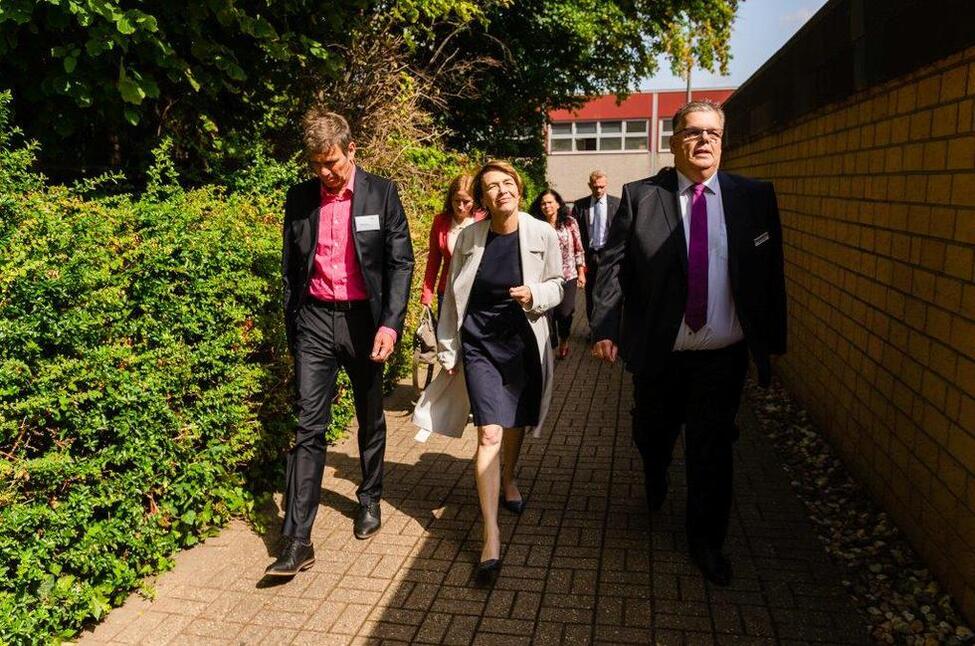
355, 214, 381, 231
753, 232, 770, 247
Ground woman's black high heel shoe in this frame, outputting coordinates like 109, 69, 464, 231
474, 559, 502, 586
500, 494, 525, 515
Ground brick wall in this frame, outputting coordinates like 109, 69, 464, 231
722, 47, 975, 620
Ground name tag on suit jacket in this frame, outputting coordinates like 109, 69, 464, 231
355, 214, 381, 231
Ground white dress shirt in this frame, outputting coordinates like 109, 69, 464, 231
589, 195, 607, 249
672, 171, 744, 351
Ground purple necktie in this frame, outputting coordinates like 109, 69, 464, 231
685, 183, 708, 332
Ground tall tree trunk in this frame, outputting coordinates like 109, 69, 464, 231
685, 65, 692, 103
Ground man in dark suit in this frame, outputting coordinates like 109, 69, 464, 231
571, 170, 620, 329
266, 109, 414, 577
591, 100, 786, 586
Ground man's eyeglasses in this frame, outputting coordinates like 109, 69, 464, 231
676, 127, 724, 142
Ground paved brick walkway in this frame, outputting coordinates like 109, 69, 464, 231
79, 317, 868, 645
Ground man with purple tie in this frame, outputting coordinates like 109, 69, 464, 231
590, 100, 787, 586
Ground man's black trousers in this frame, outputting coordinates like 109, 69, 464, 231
631, 342, 749, 550
282, 299, 387, 541
584, 251, 599, 325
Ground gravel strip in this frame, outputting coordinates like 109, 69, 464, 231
744, 379, 975, 645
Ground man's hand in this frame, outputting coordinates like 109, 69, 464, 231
576, 268, 586, 289
591, 339, 618, 363
370, 329, 396, 363
509, 285, 533, 309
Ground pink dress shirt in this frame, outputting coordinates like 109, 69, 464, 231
307, 166, 397, 342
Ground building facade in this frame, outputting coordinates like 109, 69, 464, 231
545, 88, 735, 200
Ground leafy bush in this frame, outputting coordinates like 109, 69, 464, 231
0, 92, 310, 642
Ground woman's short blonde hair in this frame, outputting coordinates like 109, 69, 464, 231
302, 107, 352, 155
472, 160, 524, 209
443, 173, 475, 216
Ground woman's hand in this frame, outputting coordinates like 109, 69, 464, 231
576, 267, 586, 289
509, 285, 533, 309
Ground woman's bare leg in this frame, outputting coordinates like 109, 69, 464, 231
501, 426, 526, 502
476, 424, 504, 562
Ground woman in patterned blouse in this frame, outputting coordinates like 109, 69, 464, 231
529, 188, 585, 359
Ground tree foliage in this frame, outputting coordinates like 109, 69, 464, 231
417, 0, 740, 154
660, 4, 738, 100
1, 0, 738, 175
0, 0, 496, 176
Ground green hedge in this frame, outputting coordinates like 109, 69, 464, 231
0, 93, 316, 643
0, 177, 266, 640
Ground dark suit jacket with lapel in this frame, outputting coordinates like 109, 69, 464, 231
590, 168, 787, 386
571, 194, 621, 254
282, 169, 415, 347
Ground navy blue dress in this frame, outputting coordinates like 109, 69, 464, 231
461, 230, 541, 427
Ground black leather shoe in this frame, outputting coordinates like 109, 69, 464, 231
354, 501, 381, 539
474, 559, 502, 586
500, 495, 525, 515
264, 537, 315, 577
690, 546, 732, 586
645, 469, 669, 512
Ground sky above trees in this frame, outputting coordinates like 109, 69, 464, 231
642, 0, 829, 90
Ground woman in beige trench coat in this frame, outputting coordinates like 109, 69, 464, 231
412, 160, 563, 585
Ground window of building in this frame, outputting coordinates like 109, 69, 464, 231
549, 122, 573, 152
624, 120, 648, 150
658, 118, 674, 152
598, 121, 621, 151
548, 119, 650, 153
573, 121, 597, 150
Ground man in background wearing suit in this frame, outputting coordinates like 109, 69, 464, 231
571, 170, 620, 331
267, 109, 414, 577
590, 100, 786, 586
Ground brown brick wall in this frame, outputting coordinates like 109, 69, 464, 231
723, 46, 975, 621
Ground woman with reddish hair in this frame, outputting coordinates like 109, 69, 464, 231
420, 173, 486, 312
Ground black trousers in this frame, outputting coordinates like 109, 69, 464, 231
631, 342, 749, 550
584, 252, 600, 325
282, 299, 387, 540
547, 278, 578, 347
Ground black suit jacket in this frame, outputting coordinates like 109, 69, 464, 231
282, 169, 414, 347
590, 168, 786, 386
571, 194, 621, 255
